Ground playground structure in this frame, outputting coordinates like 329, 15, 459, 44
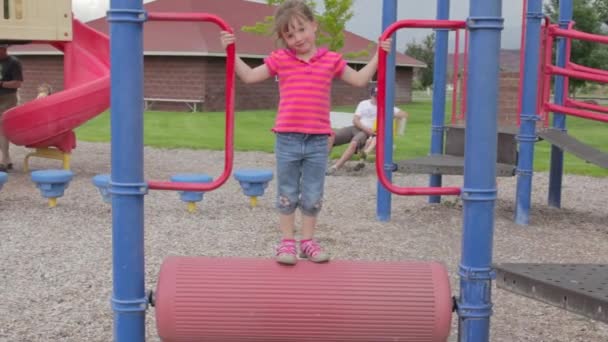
0, 1, 279, 211
375, 6, 519, 221
233, 169, 274, 208
499, 0, 608, 325
169, 173, 214, 213
514, 0, 608, 226
101, 0, 488, 340
372, 2, 607, 327
30, 169, 74, 208
374, 0, 606, 225
1, 10, 110, 171
376, 0, 608, 330
0, 0, 108, 203
0, 1, 72, 42
0, 171, 6, 190
0, 0, 606, 341
92, 173, 111, 203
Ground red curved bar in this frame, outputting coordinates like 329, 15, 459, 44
377, 20, 463, 196
550, 26, 608, 44
545, 103, 608, 122
145, 13, 236, 192
565, 98, 608, 114
381, 20, 466, 38
147, 12, 231, 29
548, 65, 608, 84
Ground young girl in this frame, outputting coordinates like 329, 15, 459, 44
36, 83, 53, 99
220, 0, 391, 265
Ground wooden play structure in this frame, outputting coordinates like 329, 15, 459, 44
0, 0, 72, 42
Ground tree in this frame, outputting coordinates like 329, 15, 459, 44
404, 33, 435, 89
545, 0, 608, 94
595, 0, 608, 24
242, 0, 369, 58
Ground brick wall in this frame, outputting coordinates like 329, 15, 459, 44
144, 56, 205, 112
15, 55, 64, 102
203, 57, 414, 111
499, 72, 520, 126
204, 57, 280, 112
13, 54, 415, 112
395, 68, 414, 104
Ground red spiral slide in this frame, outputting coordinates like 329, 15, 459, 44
2, 18, 110, 152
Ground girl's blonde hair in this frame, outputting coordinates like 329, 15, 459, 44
36, 83, 53, 98
273, 0, 315, 47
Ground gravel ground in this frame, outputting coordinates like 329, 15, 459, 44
1, 141, 607, 342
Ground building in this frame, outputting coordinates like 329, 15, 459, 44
12, 0, 425, 112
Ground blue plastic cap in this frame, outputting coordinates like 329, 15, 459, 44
92, 174, 111, 188
31, 170, 74, 184
0, 171, 7, 190
170, 173, 213, 203
92, 174, 112, 203
233, 169, 273, 183
31, 170, 73, 199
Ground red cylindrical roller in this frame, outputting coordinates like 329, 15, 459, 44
155, 257, 452, 342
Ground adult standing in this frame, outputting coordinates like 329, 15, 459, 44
0, 44, 23, 172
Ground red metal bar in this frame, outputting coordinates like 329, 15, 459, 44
550, 26, 608, 44
565, 98, 608, 114
459, 29, 469, 121
548, 65, 608, 84
569, 62, 608, 77
562, 22, 574, 104
382, 19, 466, 32
536, 20, 549, 123
545, 103, 608, 122
450, 29, 460, 124
542, 27, 554, 126
376, 20, 463, 196
146, 13, 236, 192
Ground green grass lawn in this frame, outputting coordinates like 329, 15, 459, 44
76, 101, 608, 177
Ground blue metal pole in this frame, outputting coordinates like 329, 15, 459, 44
514, 0, 544, 225
377, 0, 397, 221
108, 1, 147, 341
458, 0, 502, 341
548, 0, 573, 208
428, 0, 450, 204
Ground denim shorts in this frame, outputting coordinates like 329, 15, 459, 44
274, 133, 329, 216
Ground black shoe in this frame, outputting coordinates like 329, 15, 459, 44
0, 163, 12, 172
353, 162, 365, 171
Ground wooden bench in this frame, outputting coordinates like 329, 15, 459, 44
144, 98, 204, 112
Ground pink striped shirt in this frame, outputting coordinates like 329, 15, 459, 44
265, 48, 346, 134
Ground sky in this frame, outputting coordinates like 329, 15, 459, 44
71, 0, 526, 51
